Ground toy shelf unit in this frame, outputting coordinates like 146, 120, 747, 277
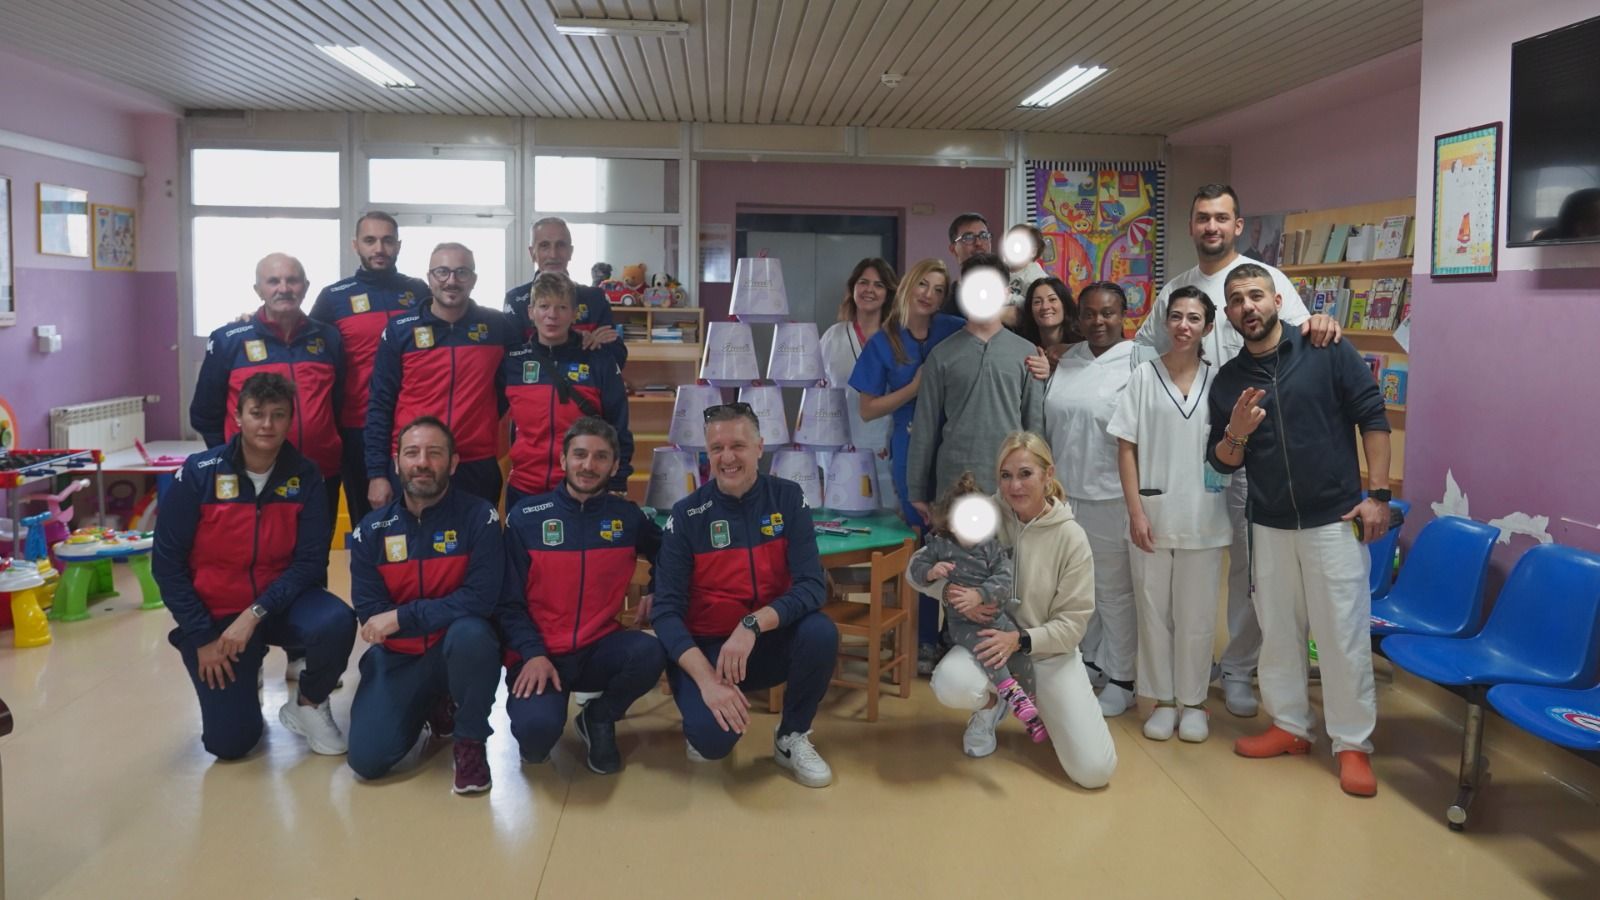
1282, 197, 1416, 497
622, 307, 705, 504
1, 449, 107, 542
615, 307, 703, 361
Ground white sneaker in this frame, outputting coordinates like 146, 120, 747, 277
278, 697, 348, 755
963, 699, 1008, 758
285, 656, 344, 689
1098, 683, 1135, 717
399, 723, 434, 771
1143, 704, 1178, 741
1178, 705, 1210, 743
573, 691, 602, 709
774, 729, 833, 788
1222, 677, 1259, 717
686, 740, 712, 763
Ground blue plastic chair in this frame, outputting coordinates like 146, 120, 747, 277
1487, 681, 1600, 753
1367, 499, 1412, 600
1369, 515, 1496, 637
1382, 543, 1600, 829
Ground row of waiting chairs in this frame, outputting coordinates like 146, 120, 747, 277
1364, 506, 1600, 830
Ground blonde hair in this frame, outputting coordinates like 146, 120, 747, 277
532, 271, 576, 304
995, 431, 1066, 503
882, 258, 950, 365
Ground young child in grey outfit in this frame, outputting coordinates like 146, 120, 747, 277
909, 472, 1048, 742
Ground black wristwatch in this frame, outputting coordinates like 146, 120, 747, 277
740, 613, 761, 636
1017, 631, 1032, 655
1370, 489, 1392, 503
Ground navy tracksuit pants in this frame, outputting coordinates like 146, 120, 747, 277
505, 629, 667, 763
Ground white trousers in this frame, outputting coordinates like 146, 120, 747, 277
1072, 497, 1136, 682
1218, 471, 1263, 679
932, 646, 1118, 789
1131, 546, 1224, 707
1252, 521, 1376, 754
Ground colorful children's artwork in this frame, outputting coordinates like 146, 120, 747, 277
1431, 123, 1500, 278
1028, 161, 1165, 336
92, 204, 136, 271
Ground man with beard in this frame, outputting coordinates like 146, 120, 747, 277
347, 417, 505, 794
504, 216, 627, 368
497, 417, 665, 775
1207, 264, 1391, 798
365, 243, 517, 507
311, 211, 431, 528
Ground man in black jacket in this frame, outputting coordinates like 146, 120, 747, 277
1206, 263, 1392, 798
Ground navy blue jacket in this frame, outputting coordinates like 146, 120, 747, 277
310, 266, 430, 429
504, 281, 627, 368
503, 335, 633, 495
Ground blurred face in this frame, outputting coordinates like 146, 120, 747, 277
949, 219, 992, 263
1224, 275, 1282, 343
234, 398, 292, 459
705, 418, 763, 497
352, 218, 400, 271
1076, 289, 1125, 352
1029, 284, 1066, 331
562, 434, 618, 497
253, 255, 308, 317
909, 271, 947, 318
1165, 296, 1213, 355
530, 222, 574, 275
531, 292, 576, 343
851, 267, 889, 318
427, 246, 476, 310
998, 448, 1053, 519
396, 424, 457, 501
1190, 196, 1242, 261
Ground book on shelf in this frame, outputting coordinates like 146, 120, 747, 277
1345, 225, 1377, 263
1362, 353, 1388, 384
1322, 224, 1350, 264
1373, 215, 1411, 260
1301, 223, 1333, 265
1290, 276, 1314, 301
1344, 287, 1369, 329
1380, 364, 1408, 407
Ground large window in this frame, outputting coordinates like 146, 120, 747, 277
394, 219, 510, 305
531, 155, 683, 286
191, 149, 339, 208
368, 157, 509, 208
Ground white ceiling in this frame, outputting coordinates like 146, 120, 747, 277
0, 0, 1423, 135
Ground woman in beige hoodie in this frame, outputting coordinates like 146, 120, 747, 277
910, 431, 1118, 789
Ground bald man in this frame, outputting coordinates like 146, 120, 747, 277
193, 253, 347, 532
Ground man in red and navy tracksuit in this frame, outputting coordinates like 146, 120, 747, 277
498, 417, 665, 774
364, 242, 517, 509
191, 253, 345, 530
155, 372, 356, 760
502, 271, 633, 508
504, 216, 627, 368
348, 416, 504, 795
652, 403, 838, 788
310, 211, 431, 526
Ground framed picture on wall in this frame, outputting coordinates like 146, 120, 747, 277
92, 203, 136, 271
1431, 122, 1501, 278
0, 175, 14, 326
38, 183, 89, 258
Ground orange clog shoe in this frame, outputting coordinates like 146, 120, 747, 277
1233, 725, 1312, 758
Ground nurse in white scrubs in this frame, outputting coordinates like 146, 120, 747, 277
820, 257, 898, 512
1041, 281, 1145, 716
1107, 286, 1232, 742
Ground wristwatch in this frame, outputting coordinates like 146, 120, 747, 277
740, 613, 761, 636
1017, 631, 1032, 655
1369, 488, 1393, 503
248, 603, 268, 620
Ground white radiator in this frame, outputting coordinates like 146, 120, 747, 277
50, 395, 146, 452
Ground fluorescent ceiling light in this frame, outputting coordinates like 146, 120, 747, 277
316, 45, 418, 89
1018, 65, 1108, 108
554, 17, 689, 37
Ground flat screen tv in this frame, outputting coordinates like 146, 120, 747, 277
1506, 14, 1600, 247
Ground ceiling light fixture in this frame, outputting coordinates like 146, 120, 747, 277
553, 17, 689, 38
1018, 65, 1108, 108
316, 45, 418, 89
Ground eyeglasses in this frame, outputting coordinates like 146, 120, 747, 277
703, 401, 756, 423
429, 266, 477, 281
952, 231, 993, 245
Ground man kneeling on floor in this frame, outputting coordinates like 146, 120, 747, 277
497, 417, 667, 774
651, 402, 837, 787
347, 416, 504, 794
154, 372, 356, 760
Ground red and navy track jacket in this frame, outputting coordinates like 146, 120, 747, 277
504, 281, 627, 368
497, 488, 662, 662
153, 436, 332, 647
651, 474, 825, 661
363, 299, 517, 476
309, 266, 430, 430
503, 334, 634, 495
349, 487, 504, 655
190, 311, 345, 477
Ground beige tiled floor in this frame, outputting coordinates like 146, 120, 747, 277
4, 553, 1599, 898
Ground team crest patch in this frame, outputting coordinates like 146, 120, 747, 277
385, 535, 408, 562
567, 363, 590, 383
761, 512, 784, 537
351, 293, 371, 313
398, 291, 415, 307
543, 520, 565, 546
433, 529, 459, 553
414, 326, 435, 348
578, 303, 589, 319
467, 323, 489, 342
599, 519, 625, 542
711, 520, 731, 548
522, 360, 541, 383
306, 338, 324, 356
274, 476, 301, 498
244, 340, 267, 362
215, 474, 239, 500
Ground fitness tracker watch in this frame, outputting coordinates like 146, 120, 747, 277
1018, 631, 1033, 655
1369, 488, 1392, 503
740, 613, 761, 636
248, 603, 268, 620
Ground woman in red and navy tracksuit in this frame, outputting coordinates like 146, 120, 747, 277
502, 271, 633, 509
155, 373, 356, 760
498, 417, 665, 774
347, 417, 505, 794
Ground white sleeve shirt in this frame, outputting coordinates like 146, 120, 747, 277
1136, 257, 1309, 362
1044, 340, 1140, 501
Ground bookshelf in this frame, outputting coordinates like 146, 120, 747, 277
616, 306, 704, 504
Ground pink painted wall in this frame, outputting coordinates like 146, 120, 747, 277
1403, 0, 1600, 561
697, 160, 1006, 320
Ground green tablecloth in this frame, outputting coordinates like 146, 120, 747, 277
648, 509, 917, 557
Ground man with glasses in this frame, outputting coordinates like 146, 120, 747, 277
365, 243, 518, 507
651, 402, 837, 788
504, 216, 627, 368
942, 213, 994, 315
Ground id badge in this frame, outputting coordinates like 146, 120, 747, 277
1203, 462, 1229, 494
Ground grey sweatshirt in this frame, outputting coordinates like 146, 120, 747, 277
905, 327, 1043, 501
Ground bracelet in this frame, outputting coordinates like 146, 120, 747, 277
1223, 429, 1249, 449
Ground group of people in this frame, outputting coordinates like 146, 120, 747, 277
157, 183, 1393, 798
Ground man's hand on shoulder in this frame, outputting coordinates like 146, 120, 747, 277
1301, 314, 1343, 347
